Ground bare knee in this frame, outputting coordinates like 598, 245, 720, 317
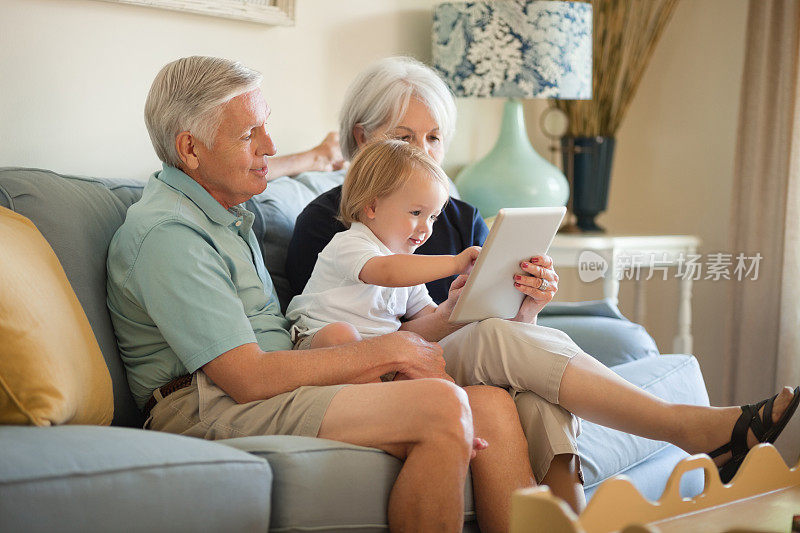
315, 322, 362, 347
409, 379, 474, 454
466, 385, 522, 432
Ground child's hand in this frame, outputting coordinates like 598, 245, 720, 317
454, 246, 481, 274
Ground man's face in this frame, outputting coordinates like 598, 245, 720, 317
192, 88, 276, 209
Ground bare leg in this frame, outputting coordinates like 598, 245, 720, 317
318, 379, 473, 532
463, 386, 536, 532
540, 454, 585, 513
309, 322, 362, 349
559, 353, 797, 465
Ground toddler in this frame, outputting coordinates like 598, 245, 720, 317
285, 139, 479, 358
286, 139, 583, 395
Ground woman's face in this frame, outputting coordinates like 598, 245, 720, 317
358, 97, 445, 164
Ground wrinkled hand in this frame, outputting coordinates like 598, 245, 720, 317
378, 329, 487, 459
309, 132, 345, 172
454, 246, 481, 275
512, 255, 559, 323
380, 331, 453, 382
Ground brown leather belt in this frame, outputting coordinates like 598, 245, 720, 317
143, 374, 193, 418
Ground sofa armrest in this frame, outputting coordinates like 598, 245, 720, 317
539, 298, 627, 320
538, 299, 660, 367
0, 426, 272, 533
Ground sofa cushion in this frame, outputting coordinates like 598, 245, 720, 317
537, 299, 660, 367
0, 168, 145, 428
538, 315, 660, 368
247, 170, 346, 311
0, 207, 113, 426
0, 425, 272, 533
220, 435, 477, 532
578, 354, 710, 496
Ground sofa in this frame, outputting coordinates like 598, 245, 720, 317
0, 167, 710, 532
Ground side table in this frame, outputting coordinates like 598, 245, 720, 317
548, 234, 701, 354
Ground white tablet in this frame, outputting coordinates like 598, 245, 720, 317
448, 206, 566, 323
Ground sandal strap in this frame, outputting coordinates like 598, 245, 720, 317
730, 404, 756, 457
744, 396, 774, 442
708, 404, 753, 459
762, 396, 774, 433
708, 389, 793, 459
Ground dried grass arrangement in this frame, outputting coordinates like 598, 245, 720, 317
556, 0, 681, 137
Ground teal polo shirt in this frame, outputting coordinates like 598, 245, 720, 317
107, 164, 293, 409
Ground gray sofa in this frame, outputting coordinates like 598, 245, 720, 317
0, 167, 710, 532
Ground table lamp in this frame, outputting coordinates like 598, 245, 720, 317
432, 0, 592, 218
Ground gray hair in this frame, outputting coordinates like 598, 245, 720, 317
144, 56, 263, 168
339, 56, 457, 161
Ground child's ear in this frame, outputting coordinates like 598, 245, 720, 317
363, 199, 378, 219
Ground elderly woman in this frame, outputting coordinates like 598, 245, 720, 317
286, 56, 799, 509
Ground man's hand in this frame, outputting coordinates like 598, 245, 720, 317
378, 331, 452, 382
309, 132, 345, 172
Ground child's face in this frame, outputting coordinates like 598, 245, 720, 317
363, 170, 449, 254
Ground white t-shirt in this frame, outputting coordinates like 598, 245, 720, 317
285, 222, 435, 339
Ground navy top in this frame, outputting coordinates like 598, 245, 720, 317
286, 185, 490, 304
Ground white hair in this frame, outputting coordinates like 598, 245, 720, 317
144, 56, 263, 168
339, 56, 457, 161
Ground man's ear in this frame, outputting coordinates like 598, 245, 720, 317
363, 199, 378, 220
353, 125, 368, 149
175, 131, 200, 170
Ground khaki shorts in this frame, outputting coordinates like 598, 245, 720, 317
147, 371, 346, 440
293, 332, 315, 350
439, 318, 584, 482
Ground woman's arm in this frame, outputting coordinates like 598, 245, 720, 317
267, 132, 345, 180
360, 246, 480, 287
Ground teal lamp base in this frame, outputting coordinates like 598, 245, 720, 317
455, 99, 569, 219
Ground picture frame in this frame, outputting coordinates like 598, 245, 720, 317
94, 0, 296, 26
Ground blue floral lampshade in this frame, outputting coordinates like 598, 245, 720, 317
431, 0, 593, 217
432, 1, 592, 99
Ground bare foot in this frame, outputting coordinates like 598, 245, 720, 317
709, 386, 796, 467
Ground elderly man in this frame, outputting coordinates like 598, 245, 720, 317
107, 56, 537, 532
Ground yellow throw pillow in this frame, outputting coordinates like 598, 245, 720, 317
0, 206, 113, 426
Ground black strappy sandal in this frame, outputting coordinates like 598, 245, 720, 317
708, 386, 800, 483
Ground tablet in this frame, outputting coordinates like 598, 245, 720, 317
448, 206, 566, 323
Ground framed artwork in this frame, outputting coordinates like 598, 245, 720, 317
94, 0, 296, 25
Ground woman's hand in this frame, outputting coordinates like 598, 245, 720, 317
512, 255, 559, 324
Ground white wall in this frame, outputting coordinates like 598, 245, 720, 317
552, 0, 749, 404
0, 0, 477, 178
0, 0, 748, 402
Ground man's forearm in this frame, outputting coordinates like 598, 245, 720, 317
203, 338, 400, 404
361, 254, 457, 287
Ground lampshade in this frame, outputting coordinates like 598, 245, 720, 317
432, 1, 592, 99
432, 1, 593, 218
